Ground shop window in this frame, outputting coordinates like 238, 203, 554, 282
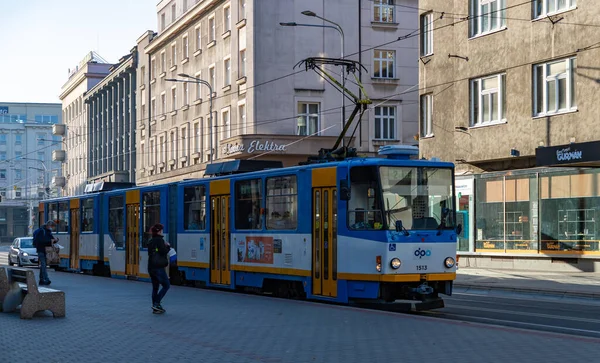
235, 179, 262, 230
108, 196, 125, 249
184, 186, 206, 230
266, 176, 297, 230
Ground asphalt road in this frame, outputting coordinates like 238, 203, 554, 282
2, 248, 600, 338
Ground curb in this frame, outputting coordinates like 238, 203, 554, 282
454, 283, 600, 300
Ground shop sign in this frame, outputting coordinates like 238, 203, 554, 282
536, 140, 600, 166
222, 140, 287, 155
0, 107, 8, 114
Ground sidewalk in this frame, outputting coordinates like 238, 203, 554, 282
1, 268, 599, 362
456, 267, 600, 299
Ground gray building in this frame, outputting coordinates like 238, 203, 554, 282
136, 0, 420, 185
56, 52, 113, 196
0, 102, 62, 241
417, 0, 600, 271
84, 47, 138, 185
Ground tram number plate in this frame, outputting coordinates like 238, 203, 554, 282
416, 265, 428, 271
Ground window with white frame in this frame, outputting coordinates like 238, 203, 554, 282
171, 4, 176, 22
171, 43, 177, 66
150, 139, 156, 166
151, 98, 156, 118
533, 0, 576, 19
239, 0, 246, 19
194, 122, 201, 153
297, 102, 320, 136
224, 58, 231, 85
205, 118, 211, 154
183, 0, 188, 12
183, 35, 189, 59
209, 15, 215, 42
373, 50, 395, 79
209, 66, 216, 90
470, 73, 506, 126
420, 94, 433, 137
374, 0, 394, 23
184, 83, 189, 105
195, 26, 201, 50
161, 13, 165, 31
534, 57, 576, 116
151, 58, 156, 78
170, 130, 177, 160
171, 87, 177, 111
222, 109, 230, 139
469, 0, 506, 37
161, 93, 166, 114
181, 127, 188, 159
161, 51, 166, 72
238, 103, 246, 134
224, 5, 231, 32
420, 12, 433, 56
374, 106, 396, 140
239, 49, 246, 77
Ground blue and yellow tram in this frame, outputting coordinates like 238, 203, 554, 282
39, 145, 460, 306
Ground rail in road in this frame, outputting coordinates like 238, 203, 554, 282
2, 248, 600, 339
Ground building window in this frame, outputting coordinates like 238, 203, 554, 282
15, 134, 22, 145
171, 87, 177, 111
533, 0, 576, 18
15, 151, 21, 160
239, 49, 246, 77
0, 152, 5, 160
0, 169, 6, 179
374, 0, 394, 23
184, 186, 206, 230
373, 50, 395, 79
195, 26, 201, 50
183, 35, 189, 59
184, 82, 189, 105
171, 3, 176, 22
0, 135, 5, 145
151, 98, 156, 119
235, 179, 262, 230
161, 51, 166, 72
209, 66, 216, 90
171, 131, 177, 160
534, 57, 577, 116
224, 58, 231, 86
183, 0, 188, 12
150, 139, 156, 166
297, 102, 320, 136
194, 122, 200, 153
239, 0, 246, 19
171, 43, 177, 66
222, 109, 230, 139
469, 0, 506, 37
374, 106, 395, 140
224, 5, 231, 32
266, 176, 298, 230
38, 152, 44, 162
420, 94, 433, 137
209, 16, 215, 42
161, 93, 166, 113
15, 188, 21, 198
15, 169, 22, 180
181, 127, 188, 159
195, 72, 202, 99
420, 12, 433, 56
151, 58, 156, 78
239, 103, 246, 134
161, 13, 165, 31
470, 73, 506, 126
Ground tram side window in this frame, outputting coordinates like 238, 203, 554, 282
266, 176, 297, 230
48, 203, 58, 226
348, 166, 383, 230
81, 199, 94, 232
235, 179, 263, 230
57, 202, 69, 232
143, 192, 161, 249
184, 186, 206, 230
108, 196, 125, 248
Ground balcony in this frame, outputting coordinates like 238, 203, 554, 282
52, 150, 66, 162
52, 124, 66, 136
52, 176, 66, 187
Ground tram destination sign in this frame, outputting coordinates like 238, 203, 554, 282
222, 140, 287, 156
536, 140, 600, 167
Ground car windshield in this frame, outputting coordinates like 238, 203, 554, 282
379, 166, 455, 231
19, 238, 34, 248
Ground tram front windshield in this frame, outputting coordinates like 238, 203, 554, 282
379, 166, 455, 231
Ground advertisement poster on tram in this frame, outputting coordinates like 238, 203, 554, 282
237, 236, 274, 264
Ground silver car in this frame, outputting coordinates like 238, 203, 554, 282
8, 237, 39, 267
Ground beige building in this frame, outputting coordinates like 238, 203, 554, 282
136, 0, 420, 185
417, 0, 600, 271
57, 52, 113, 196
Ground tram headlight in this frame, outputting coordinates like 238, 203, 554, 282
444, 257, 455, 268
390, 258, 401, 269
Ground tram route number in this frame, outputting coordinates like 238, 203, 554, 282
416, 265, 428, 271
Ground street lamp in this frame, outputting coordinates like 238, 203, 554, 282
281, 10, 346, 147
166, 74, 215, 163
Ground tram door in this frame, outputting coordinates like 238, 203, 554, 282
70, 208, 80, 270
125, 204, 140, 277
210, 195, 230, 285
312, 187, 338, 298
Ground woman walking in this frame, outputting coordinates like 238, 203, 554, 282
147, 223, 170, 314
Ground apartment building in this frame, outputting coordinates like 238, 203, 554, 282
57, 51, 112, 196
136, 0, 420, 185
417, 0, 600, 270
0, 102, 62, 241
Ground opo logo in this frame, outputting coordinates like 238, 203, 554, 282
414, 248, 432, 259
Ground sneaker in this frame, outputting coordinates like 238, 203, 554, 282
156, 304, 165, 313
151, 304, 161, 312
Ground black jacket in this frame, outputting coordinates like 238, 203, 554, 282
147, 235, 169, 269
33, 227, 54, 253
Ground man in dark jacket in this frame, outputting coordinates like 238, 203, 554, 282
147, 223, 170, 313
33, 220, 58, 285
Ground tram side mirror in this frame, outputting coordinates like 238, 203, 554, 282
340, 180, 351, 201
456, 224, 463, 236
395, 220, 403, 232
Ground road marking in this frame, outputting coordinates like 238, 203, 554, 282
450, 294, 600, 310
453, 291, 600, 306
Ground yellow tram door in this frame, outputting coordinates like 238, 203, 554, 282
70, 200, 81, 270
210, 194, 231, 285
125, 202, 140, 277
311, 169, 338, 298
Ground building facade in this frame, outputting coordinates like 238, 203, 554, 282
417, 0, 600, 270
0, 102, 62, 241
84, 46, 139, 185
136, 0, 419, 185
57, 52, 113, 196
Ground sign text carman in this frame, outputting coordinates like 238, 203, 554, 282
556, 147, 583, 162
